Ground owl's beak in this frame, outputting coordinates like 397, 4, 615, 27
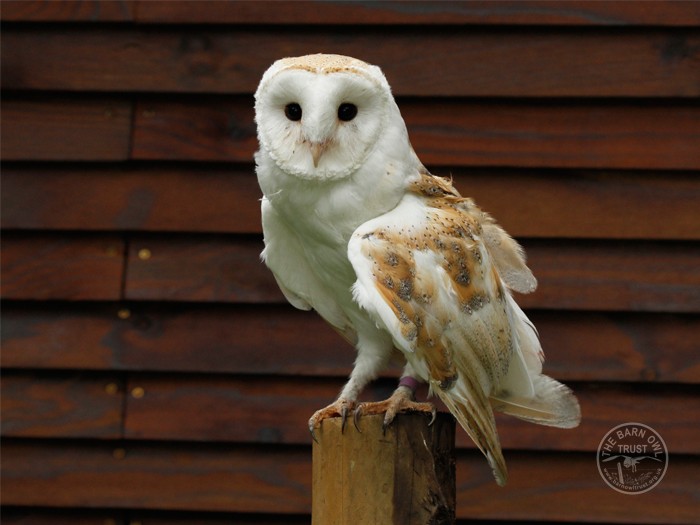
310, 142, 327, 168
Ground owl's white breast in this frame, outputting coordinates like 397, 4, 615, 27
256, 133, 421, 312
265, 152, 421, 245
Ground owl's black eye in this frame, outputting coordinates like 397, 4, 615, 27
338, 103, 358, 122
284, 103, 302, 121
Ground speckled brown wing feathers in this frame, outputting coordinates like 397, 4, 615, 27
349, 172, 530, 484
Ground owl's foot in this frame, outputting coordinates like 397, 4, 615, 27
308, 398, 356, 443
354, 383, 436, 435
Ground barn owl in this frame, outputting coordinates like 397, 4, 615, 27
254, 54, 580, 485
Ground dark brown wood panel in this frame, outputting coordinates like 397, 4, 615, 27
128, 515, 309, 525
131, 99, 700, 170
453, 169, 700, 241
0, 304, 131, 371
2, 441, 698, 522
4, 166, 699, 241
133, 0, 700, 27
131, 100, 257, 162
1, 234, 125, 300
1, 374, 124, 439
124, 236, 283, 303
0, 304, 350, 375
2, 509, 127, 525
5, 27, 700, 97
520, 240, 700, 312
407, 102, 700, 170
122, 376, 700, 454
1, 510, 305, 525
3, 304, 698, 384
529, 311, 700, 384
1, 441, 312, 515
2, 509, 308, 525
122, 235, 700, 312
0, 99, 133, 161
456, 451, 699, 524
4, 0, 699, 26
0, 0, 135, 22
0, 165, 263, 234
122, 375, 343, 445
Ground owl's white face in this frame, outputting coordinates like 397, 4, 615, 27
255, 55, 392, 181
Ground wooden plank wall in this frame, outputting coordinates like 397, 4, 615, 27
2, 1, 699, 523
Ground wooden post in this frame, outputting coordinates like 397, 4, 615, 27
312, 412, 456, 525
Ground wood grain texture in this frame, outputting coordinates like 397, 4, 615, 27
1, 165, 263, 234
2, 441, 698, 522
0, 98, 132, 161
0, 0, 135, 21
4, 304, 698, 383
124, 235, 283, 302
1, 374, 124, 439
1, 234, 125, 300
528, 311, 700, 384
3, 304, 699, 383
406, 102, 700, 170
3, 165, 699, 240
4, 27, 700, 96
452, 169, 700, 241
10, 374, 689, 457
0, 304, 132, 371
312, 414, 455, 525
1, 441, 312, 514
131, 99, 700, 170
121, 376, 700, 454
2, 509, 127, 525
133, 0, 700, 27
122, 234, 700, 312
520, 240, 700, 312
132, 100, 257, 162
455, 450, 699, 524
0, 508, 309, 525
0, 303, 351, 376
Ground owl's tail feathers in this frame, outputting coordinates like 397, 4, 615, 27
490, 374, 581, 429
434, 382, 508, 487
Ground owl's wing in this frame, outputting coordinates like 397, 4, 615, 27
425, 174, 537, 295
261, 198, 357, 344
348, 175, 578, 486
482, 218, 537, 294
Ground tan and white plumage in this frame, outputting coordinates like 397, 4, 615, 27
255, 54, 580, 485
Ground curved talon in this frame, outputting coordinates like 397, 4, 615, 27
353, 404, 363, 433
309, 419, 319, 444
428, 406, 437, 426
307, 398, 355, 443
340, 405, 349, 433
381, 417, 391, 436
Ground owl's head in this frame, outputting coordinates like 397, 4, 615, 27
255, 54, 395, 181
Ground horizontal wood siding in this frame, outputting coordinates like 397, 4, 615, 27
4, 28, 700, 97
0, 98, 133, 161
3, 166, 699, 239
2, 2, 699, 524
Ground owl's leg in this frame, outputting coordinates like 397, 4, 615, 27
308, 330, 392, 442
354, 363, 436, 434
